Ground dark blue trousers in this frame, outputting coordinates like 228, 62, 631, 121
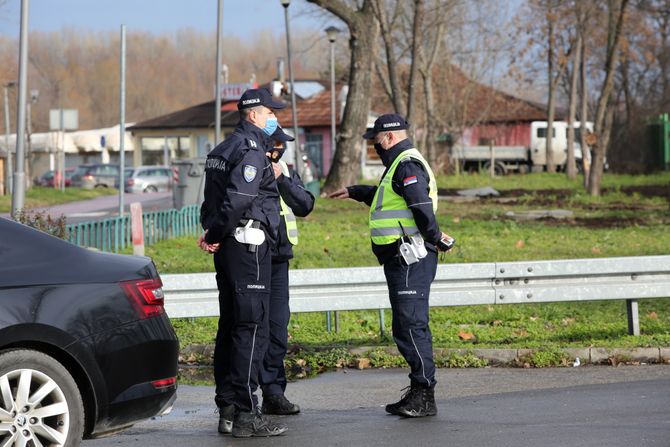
383, 250, 438, 388
260, 261, 290, 397
213, 237, 271, 412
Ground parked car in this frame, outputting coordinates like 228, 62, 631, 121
70, 164, 120, 189
116, 166, 172, 193
34, 168, 76, 187
0, 218, 178, 445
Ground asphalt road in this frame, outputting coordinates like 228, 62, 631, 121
83, 365, 670, 447
2, 191, 173, 224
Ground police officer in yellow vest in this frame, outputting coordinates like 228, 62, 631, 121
330, 113, 454, 418
260, 126, 315, 415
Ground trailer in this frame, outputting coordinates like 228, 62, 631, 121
453, 121, 593, 175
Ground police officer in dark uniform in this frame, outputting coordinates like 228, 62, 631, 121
260, 127, 315, 415
329, 113, 454, 418
199, 88, 288, 438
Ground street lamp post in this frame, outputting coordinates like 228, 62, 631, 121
280, 0, 302, 177
11, 0, 29, 216
325, 26, 340, 167
3, 81, 16, 196
214, 0, 223, 146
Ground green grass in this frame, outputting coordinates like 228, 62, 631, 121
151, 172, 670, 373
0, 186, 118, 213
435, 171, 670, 190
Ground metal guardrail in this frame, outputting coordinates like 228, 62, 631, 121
66, 205, 200, 252
162, 255, 670, 336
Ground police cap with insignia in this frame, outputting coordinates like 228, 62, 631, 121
271, 126, 295, 142
237, 88, 287, 110
362, 113, 410, 139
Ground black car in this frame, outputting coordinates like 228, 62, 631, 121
0, 218, 178, 446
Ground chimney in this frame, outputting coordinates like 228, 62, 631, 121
276, 58, 286, 83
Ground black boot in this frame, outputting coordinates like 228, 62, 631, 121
262, 394, 301, 415
232, 407, 288, 438
386, 384, 437, 418
217, 404, 235, 434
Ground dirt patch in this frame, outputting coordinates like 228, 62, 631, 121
440, 184, 669, 200
537, 216, 649, 229
603, 184, 670, 199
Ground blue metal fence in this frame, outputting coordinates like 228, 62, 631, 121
66, 205, 200, 252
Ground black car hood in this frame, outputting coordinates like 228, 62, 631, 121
0, 218, 157, 288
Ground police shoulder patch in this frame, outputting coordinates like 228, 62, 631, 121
243, 164, 258, 182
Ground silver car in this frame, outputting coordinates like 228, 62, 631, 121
71, 164, 120, 189
122, 166, 172, 193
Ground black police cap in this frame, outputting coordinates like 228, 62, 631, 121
237, 88, 287, 110
271, 126, 295, 142
362, 113, 410, 139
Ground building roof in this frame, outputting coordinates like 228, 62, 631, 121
437, 67, 553, 124
274, 83, 346, 128
128, 100, 240, 131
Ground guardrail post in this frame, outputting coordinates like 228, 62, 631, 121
379, 308, 385, 336
326, 311, 332, 332
626, 299, 640, 336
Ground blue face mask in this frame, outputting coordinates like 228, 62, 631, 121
262, 117, 278, 136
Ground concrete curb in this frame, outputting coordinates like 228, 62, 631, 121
180, 344, 670, 367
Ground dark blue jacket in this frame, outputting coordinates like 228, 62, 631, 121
347, 139, 442, 264
201, 120, 280, 245
273, 165, 315, 263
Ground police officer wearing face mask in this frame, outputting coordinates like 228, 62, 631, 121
329, 113, 454, 418
259, 126, 314, 415
199, 88, 288, 438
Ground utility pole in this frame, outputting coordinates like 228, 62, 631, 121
118, 25, 126, 216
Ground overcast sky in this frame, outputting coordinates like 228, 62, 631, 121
0, 0, 325, 38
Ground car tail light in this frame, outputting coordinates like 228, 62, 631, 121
152, 377, 177, 389
120, 277, 165, 319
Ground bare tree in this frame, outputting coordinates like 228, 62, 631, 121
307, 0, 380, 193
588, 0, 630, 195
371, 0, 406, 113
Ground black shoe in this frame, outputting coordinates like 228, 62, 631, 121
386, 384, 437, 418
217, 404, 235, 434
262, 394, 301, 415
232, 408, 288, 438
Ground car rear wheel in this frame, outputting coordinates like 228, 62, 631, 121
144, 185, 158, 193
0, 349, 84, 447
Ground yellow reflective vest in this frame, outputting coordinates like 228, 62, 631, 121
369, 148, 437, 245
278, 160, 299, 245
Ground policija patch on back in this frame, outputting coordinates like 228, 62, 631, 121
243, 165, 258, 182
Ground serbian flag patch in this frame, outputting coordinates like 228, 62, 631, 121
403, 175, 418, 186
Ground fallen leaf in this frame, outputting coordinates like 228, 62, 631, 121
452, 217, 461, 224
647, 312, 658, 320
355, 358, 371, 369
458, 331, 475, 340
561, 317, 576, 326
591, 246, 601, 254
529, 316, 539, 321
515, 240, 525, 249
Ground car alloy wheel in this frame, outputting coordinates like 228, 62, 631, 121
0, 350, 84, 447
